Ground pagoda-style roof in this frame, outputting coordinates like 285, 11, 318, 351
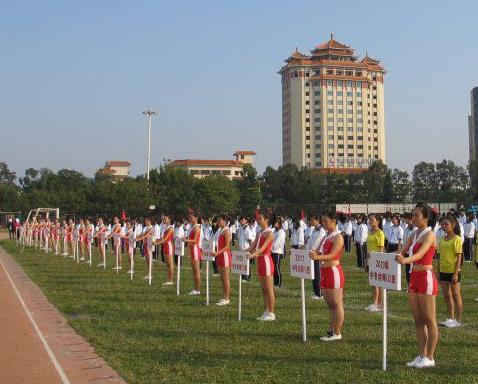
285, 49, 308, 63
310, 34, 356, 60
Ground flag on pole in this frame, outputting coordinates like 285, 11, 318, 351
300, 209, 305, 220
121, 210, 126, 220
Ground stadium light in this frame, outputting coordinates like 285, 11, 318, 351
142, 108, 157, 181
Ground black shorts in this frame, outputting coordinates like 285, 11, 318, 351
439, 272, 461, 282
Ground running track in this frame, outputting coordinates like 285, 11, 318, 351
0, 244, 127, 384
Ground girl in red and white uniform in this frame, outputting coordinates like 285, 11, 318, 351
94, 218, 107, 269
84, 219, 94, 266
66, 219, 74, 258
396, 203, 439, 369
135, 218, 154, 285
72, 220, 80, 262
212, 215, 232, 306
124, 220, 135, 276
310, 212, 345, 341
247, 212, 275, 321
109, 217, 123, 271
53, 219, 60, 255
60, 219, 68, 256
78, 219, 85, 261
183, 213, 202, 295
155, 215, 175, 286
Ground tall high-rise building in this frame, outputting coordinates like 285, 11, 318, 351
279, 35, 386, 172
468, 87, 478, 162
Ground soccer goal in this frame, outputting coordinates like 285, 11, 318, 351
25, 207, 60, 223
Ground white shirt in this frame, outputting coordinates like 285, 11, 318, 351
237, 224, 254, 251
291, 227, 305, 247
354, 223, 368, 245
403, 225, 417, 252
272, 228, 286, 254
382, 221, 392, 240
343, 221, 353, 236
388, 225, 404, 245
282, 220, 289, 231
305, 226, 326, 251
458, 214, 466, 226
464, 221, 475, 239
459, 222, 465, 242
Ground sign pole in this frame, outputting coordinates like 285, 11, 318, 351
383, 288, 387, 371
301, 278, 307, 342
116, 246, 119, 273
176, 256, 181, 295
148, 252, 152, 286
238, 275, 242, 321
206, 261, 210, 305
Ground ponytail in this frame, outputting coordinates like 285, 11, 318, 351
414, 203, 438, 229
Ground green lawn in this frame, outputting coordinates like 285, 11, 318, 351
1, 240, 477, 384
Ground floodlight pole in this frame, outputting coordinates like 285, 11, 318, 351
143, 108, 157, 181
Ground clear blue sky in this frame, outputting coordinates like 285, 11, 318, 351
1, 0, 477, 178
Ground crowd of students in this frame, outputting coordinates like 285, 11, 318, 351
16, 204, 478, 369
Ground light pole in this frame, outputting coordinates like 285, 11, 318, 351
142, 108, 157, 181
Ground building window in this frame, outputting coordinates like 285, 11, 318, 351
223, 170, 231, 175
200, 170, 210, 175
315, 144, 321, 149
327, 118, 334, 122
314, 91, 321, 96
347, 127, 354, 132
327, 100, 334, 105
328, 144, 334, 149
328, 135, 334, 140
327, 109, 334, 113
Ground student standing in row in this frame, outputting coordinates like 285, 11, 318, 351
271, 216, 286, 288
183, 213, 202, 296
306, 215, 326, 300
463, 213, 475, 262
354, 215, 368, 268
237, 216, 254, 282
438, 215, 463, 328
155, 215, 175, 286
364, 214, 385, 312
212, 215, 232, 306
396, 203, 439, 369
247, 212, 275, 321
387, 215, 404, 252
309, 212, 345, 341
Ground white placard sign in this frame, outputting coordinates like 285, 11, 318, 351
290, 249, 314, 280
368, 252, 401, 291
174, 238, 184, 256
201, 240, 215, 261
231, 251, 249, 275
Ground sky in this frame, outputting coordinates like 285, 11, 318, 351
1, 0, 478, 178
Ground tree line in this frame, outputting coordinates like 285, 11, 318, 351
0, 159, 476, 219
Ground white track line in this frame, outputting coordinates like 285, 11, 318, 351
0, 260, 71, 384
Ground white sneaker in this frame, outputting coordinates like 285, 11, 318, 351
261, 312, 276, 321
143, 275, 151, 281
256, 312, 268, 320
97, 263, 105, 267
475, 297, 478, 302
215, 299, 230, 306
415, 357, 435, 368
79, 257, 85, 261
310, 295, 324, 300
187, 290, 201, 296
370, 306, 383, 313
364, 304, 377, 311
406, 356, 423, 367
112, 267, 121, 271
162, 281, 174, 286
127, 269, 134, 274
320, 331, 342, 341
448, 319, 461, 328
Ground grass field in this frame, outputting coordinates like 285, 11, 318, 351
1, 240, 478, 384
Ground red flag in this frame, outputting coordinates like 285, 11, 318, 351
300, 209, 305, 220
121, 210, 126, 220
255, 208, 260, 221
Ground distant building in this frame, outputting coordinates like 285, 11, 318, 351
170, 151, 256, 180
469, 87, 478, 162
279, 34, 386, 173
96, 161, 131, 182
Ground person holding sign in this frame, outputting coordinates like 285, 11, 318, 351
124, 220, 135, 275
438, 215, 463, 328
183, 213, 202, 296
309, 212, 345, 341
306, 215, 326, 300
365, 214, 385, 312
109, 217, 123, 271
135, 218, 154, 283
247, 211, 276, 321
211, 215, 232, 306
396, 203, 439, 369
155, 215, 175, 286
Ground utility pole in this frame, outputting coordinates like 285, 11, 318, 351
142, 108, 157, 181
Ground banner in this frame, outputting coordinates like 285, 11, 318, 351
231, 251, 249, 276
290, 249, 314, 280
201, 240, 215, 261
368, 252, 401, 291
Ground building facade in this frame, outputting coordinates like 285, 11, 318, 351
170, 151, 256, 180
279, 35, 386, 172
96, 161, 131, 182
468, 87, 478, 162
